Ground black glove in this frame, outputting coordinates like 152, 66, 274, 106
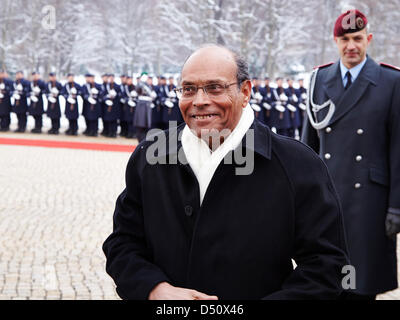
385, 212, 400, 239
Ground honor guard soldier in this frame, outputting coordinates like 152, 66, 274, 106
302, 9, 400, 300
150, 75, 164, 130
45, 73, 62, 134
98, 73, 109, 136
295, 78, 307, 136
102, 74, 121, 138
123, 76, 138, 139
259, 76, 273, 127
61, 73, 81, 135
249, 77, 265, 124
12, 71, 30, 132
81, 74, 102, 136
155, 76, 168, 130
28, 72, 46, 133
119, 74, 130, 137
0, 70, 13, 131
284, 78, 301, 138
133, 73, 156, 142
161, 76, 183, 128
270, 77, 291, 136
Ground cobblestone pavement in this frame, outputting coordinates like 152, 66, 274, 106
0, 126, 399, 299
0, 141, 130, 300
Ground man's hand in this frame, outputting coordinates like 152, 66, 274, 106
148, 282, 219, 300
385, 212, 400, 239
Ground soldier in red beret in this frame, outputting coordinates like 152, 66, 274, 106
302, 9, 400, 300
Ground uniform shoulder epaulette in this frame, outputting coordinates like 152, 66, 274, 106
313, 62, 334, 70
380, 62, 400, 71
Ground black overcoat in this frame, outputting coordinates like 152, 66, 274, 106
103, 120, 349, 300
301, 57, 400, 295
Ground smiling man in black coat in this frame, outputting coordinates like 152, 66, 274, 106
103, 45, 349, 300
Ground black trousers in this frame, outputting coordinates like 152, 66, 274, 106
51, 118, 60, 131
33, 115, 43, 130
87, 119, 98, 135
120, 121, 128, 136
16, 113, 27, 130
68, 119, 78, 133
0, 115, 10, 129
105, 121, 117, 136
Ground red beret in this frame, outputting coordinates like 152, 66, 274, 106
334, 10, 368, 37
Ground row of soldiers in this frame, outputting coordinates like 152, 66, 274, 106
250, 76, 308, 138
0, 70, 307, 140
0, 70, 183, 140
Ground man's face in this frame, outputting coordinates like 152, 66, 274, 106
109, 76, 114, 83
146, 78, 153, 85
102, 76, 108, 83
49, 76, 56, 82
68, 76, 74, 83
179, 47, 251, 138
160, 79, 166, 85
276, 79, 283, 87
264, 79, 270, 86
16, 72, 23, 80
127, 78, 133, 85
334, 29, 372, 69
299, 79, 304, 87
287, 79, 293, 87
169, 78, 174, 85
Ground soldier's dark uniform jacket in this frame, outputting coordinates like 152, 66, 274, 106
0, 78, 13, 130
45, 81, 63, 119
284, 86, 302, 131
12, 78, 30, 114
161, 83, 183, 126
61, 82, 81, 120
259, 85, 273, 127
301, 57, 400, 295
28, 79, 46, 116
81, 82, 102, 121
102, 82, 121, 122
270, 86, 291, 134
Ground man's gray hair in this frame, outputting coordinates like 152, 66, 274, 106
181, 44, 250, 88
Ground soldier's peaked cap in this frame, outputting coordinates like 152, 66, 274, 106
334, 9, 368, 37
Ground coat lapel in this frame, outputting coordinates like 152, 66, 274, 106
327, 57, 380, 125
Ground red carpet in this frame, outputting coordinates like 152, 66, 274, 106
0, 137, 136, 153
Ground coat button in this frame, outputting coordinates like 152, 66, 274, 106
324, 153, 331, 160
357, 129, 364, 135
184, 205, 193, 217
325, 127, 332, 133
355, 155, 362, 162
354, 183, 361, 189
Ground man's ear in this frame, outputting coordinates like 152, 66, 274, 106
367, 33, 373, 44
241, 80, 252, 107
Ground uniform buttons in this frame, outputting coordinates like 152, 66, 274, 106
324, 153, 331, 160
357, 129, 364, 135
325, 127, 332, 133
355, 155, 363, 162
354, 183, 362, 189
184, 205, 193, 217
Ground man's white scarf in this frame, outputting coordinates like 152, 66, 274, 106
181, 103, 254, 205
